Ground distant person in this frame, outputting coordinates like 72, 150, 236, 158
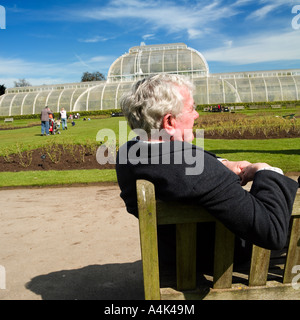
40, 106, 52, 136
59, 107, 68, 130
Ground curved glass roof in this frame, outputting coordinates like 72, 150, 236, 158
107, 43, 209, 82
0, 43, 299, 116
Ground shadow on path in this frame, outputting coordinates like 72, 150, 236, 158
26, 261, 144, 300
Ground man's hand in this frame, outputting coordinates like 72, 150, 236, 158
222, 160, 251, 176
240, 163, 271, 186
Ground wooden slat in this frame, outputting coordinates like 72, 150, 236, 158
249, 245, 271, 286
213, 221, 235, 289
176, 223, 197, 291
292, 194, 300, 217
157, 202, 215, 225
283, 217, 300, 284
136, 180, 161, 300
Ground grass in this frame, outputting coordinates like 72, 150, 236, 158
204, 138, 300, 173
0, 169, 117, 188
0, 116, 127, 155
0, 111, 299, 187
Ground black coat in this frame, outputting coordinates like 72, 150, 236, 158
116, 139, 298, 250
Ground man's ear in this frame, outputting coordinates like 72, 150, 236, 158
162, 114, 176, 136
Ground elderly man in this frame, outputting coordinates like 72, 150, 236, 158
116, 73, 298, 266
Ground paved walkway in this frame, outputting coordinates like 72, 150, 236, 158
0, 174, 298, 300
0, 184, 144, 300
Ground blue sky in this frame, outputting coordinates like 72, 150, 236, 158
0, 0, 299, 88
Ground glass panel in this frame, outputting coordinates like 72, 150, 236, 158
22, 93, 37, 115
280, 76, 297, 100
250, 78, 267, 102
74, 91, 88, 111
208, 78, 223, 104
109, 58, 122, 76
149, 51, 163, 73
192, 52, 207, 72
164, 50, 177, 73
59, 89, 76, 112
122, 55, 136, 76
235, 78, 252, 102
293, 76, 300, 99
47, 90, 61, 112
264, 77, 282, 102
139, 52, 150, 75
71, 88, 87, 111
0, 94, 14, 116
88, 85, 105, 111
11, 93, 26, 116
223, 80, 240, 103
178, 49, 191, 72
116, 83, 133, 109
102, 84, 118, 110
35, 92, 50, 114
193, 79, 208, 105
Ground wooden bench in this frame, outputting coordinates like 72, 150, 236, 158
4, 118, 13, 123
234, 106, 245, 110
271, 105, 282, 109
137, 179, 300, 300
249, 105, 268, 110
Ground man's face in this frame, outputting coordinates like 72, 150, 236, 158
172, 87, 199, 142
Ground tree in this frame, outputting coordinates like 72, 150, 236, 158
0, 84, 6, 96
81, 71, 106, 82
14, 78, 32, 87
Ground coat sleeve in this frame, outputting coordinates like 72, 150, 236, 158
193, 156, 298, 250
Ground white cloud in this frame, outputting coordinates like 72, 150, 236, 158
247, 4, 276, 20
70, 0, 241, 40
142, 34, 155, 41
78, 35, 113, 43
0, 54, 114, 88
203, 30, 300, 64
246, 0, 296, 20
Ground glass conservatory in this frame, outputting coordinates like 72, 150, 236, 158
0, 43, 299, 116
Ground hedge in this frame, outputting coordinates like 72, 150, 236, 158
0, 109, 122, 121
196, 100, 300, 111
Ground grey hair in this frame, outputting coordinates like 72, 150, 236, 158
120, 73, 194, 134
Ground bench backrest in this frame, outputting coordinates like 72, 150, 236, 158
137, 179, 300, 300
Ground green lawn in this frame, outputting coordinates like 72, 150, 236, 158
0, 169, 117, 188
0, 116, 127, 154
0, 115, 299, 187
204, 138, 300, 173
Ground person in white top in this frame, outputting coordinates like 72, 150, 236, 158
59, 108, 68, 130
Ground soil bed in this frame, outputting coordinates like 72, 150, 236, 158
203, 130, 300, 140
1, 129, 300, 172
0, 145, 114, 172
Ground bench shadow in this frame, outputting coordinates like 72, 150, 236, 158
25, 261, 144, 300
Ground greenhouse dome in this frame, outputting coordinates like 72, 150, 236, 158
0, 43, 299, 116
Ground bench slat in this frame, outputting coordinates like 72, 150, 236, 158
136, 180, 161, 300
157, 202, 215, 225
176, 223, 197, 290
213, 221, 235, 289
249, 245, 271, 286
283, 217, 300, 284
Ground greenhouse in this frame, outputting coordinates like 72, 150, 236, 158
0, 42, 299, 116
